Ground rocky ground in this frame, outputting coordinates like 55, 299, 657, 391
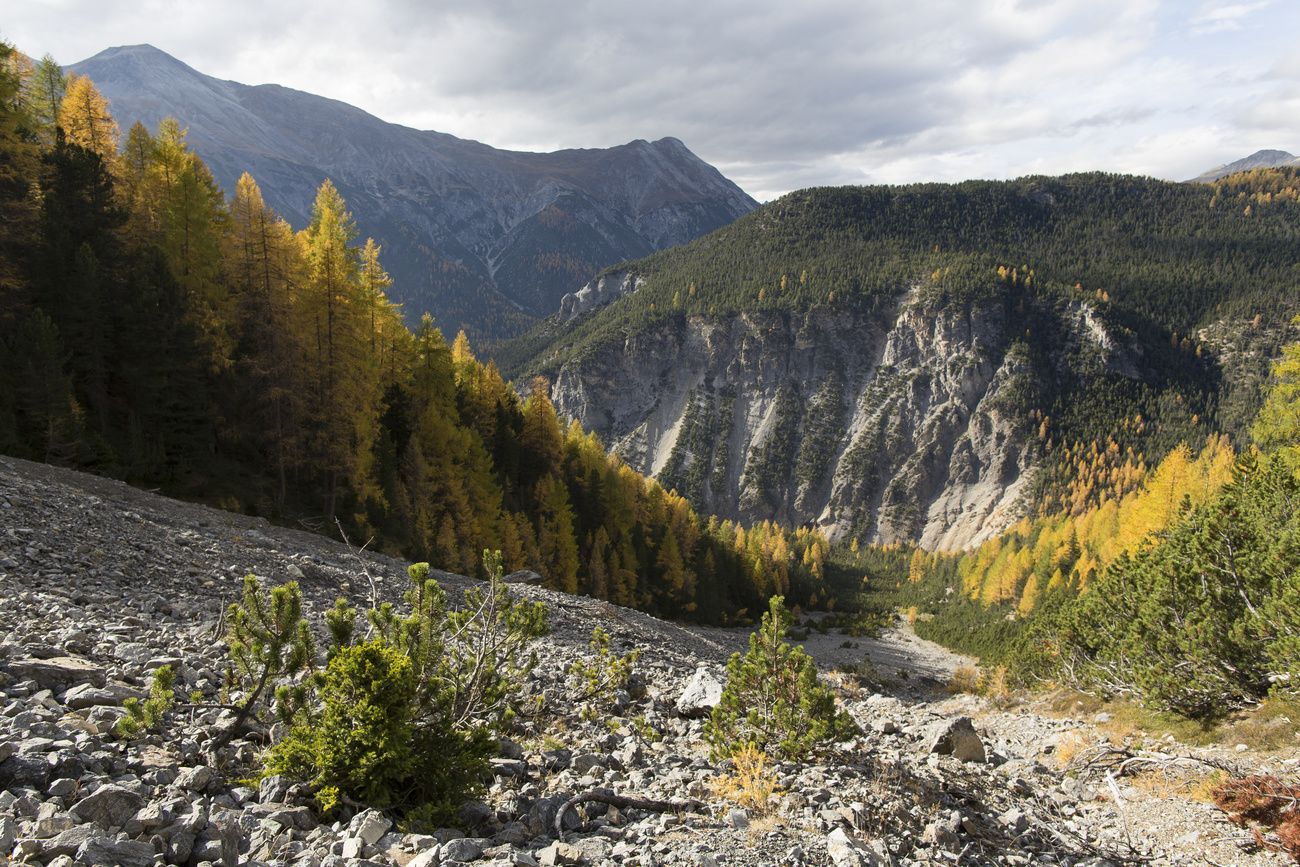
1, 455, 1296, 867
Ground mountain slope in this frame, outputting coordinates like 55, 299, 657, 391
499, 172, 1300, 549
69, 45, 757, 339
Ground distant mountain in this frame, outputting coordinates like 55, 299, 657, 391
69, 45, 758, 340
1188, 149, 1300, 183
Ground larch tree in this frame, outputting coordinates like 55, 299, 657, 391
299, 179, 379, 519
227, 172, 306, 508
59, 73, 119, 162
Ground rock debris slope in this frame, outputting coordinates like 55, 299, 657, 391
0, 455, 1283, 867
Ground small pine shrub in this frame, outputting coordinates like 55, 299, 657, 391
569, 626, 640, 707
267, 640, 494, 822
704, 596, 856, 761
115, 665, 176, 738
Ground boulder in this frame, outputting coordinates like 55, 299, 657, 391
923, 716, 986, 763
676, 666, 724, 718
7, 656, 106, 690
69, 784, 146, 829
74, 837, 156, 867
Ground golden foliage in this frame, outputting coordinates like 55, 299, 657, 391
709, 743, 783, 815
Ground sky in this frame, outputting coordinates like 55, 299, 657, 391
6, 0, 1299, 201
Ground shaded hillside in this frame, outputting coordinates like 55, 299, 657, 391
497, 171, 1300, 547
68, 45, 757, 340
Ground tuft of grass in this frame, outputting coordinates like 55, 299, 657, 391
709, 743, 783, 816
947, 664, 980, 695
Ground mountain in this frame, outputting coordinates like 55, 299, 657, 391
1188, 148, 1300, 183
68, 45, 757, 340
498, 171, 1300, 549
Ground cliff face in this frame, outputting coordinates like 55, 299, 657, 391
69, 45, 757, 338
551, 289, 1138, 550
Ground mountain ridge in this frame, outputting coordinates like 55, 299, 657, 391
1189, 148, 1300, 182
69, 44, 757, 338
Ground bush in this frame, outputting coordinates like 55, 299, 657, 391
267, 640, 494, 822
259, 550, 545, 825
704, 596, 856, 761
115, 665, 176, 738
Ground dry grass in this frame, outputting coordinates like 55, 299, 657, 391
978, 665, 1013, 706
1129, 767, 1228, 803
947, 664, 980, 695
710, 743, 783, 816
1049, 730, 1092, 769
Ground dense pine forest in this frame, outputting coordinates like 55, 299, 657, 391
0, 41, 832, 625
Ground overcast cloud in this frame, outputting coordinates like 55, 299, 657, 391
7, 0, 1298, 200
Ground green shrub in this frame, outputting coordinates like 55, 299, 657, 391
115, 665, 176, 738
704, 596, 856, 761
267, 640, 494, 822
569, 626, 640, 712
259, 550, 544, 825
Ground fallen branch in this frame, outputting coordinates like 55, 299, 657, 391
554, 792, 705, 838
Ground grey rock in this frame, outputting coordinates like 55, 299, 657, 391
7, 656, 106, 690
349, 808, 391, 846
69, 784, 146, 828
923, 716, 986, 763
74, 836, 157, 867
408, 847, 442, 867
675, 666, 724, 718
441, 836, 484, 862
40, 825, 99, 859
0, 754, 50, 789
177, 764, 215, 791
61, 682, 145, 709
537, 839, 586, 866
259, 772, 294, 803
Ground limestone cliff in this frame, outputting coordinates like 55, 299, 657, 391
550, 288, 1141, 551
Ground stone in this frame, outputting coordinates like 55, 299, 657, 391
923, 716, 986, 763
74, 836, 157, 867
675, 666, 724, 718
177, 764, 215, 791
538, 840, 587, 866
68, 783, 146, 828
408, 846, 442, 867
0, 754, 50, 789
259, 772, 295, 803
826, 828, 889, 867
61, 682, 145, 709
349, 808, 392, 846
7, 656, 107, 690
39, 826, 99, 859
441, 836, 484, 862
0, 815, 14, 852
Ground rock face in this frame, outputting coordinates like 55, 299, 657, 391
558, 271, 644, 323
68, 45, 758, 337
549, 287, 1142, 550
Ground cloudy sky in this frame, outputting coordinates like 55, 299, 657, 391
7, 0, 1298, 201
